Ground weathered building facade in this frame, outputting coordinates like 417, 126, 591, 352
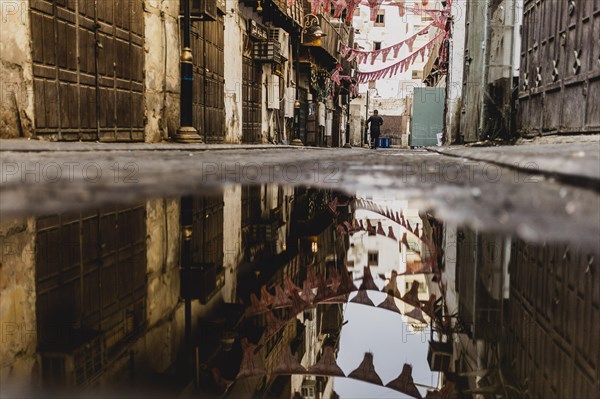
0, 0, 356, 145
445, 0, 599, 142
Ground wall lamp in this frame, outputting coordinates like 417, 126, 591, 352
302, 14, 327, 45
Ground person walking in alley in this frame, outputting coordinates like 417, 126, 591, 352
367, 110, 384, 149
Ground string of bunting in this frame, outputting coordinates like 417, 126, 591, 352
353, 31, 445, 84
340, 16, 446, 65
305, 0, 450, 22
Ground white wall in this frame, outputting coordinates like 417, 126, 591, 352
351, 4, 434, 99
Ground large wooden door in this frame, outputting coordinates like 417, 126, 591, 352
518, 0, 600, 136
190, 18, 225, 143
242, 55, 263, 143
30, 0, 145, 141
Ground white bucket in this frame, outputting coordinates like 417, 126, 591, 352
436, 132, 443, 146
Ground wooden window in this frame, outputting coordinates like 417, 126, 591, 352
367, 251, 379, 266
373, 41, 382, 51
374, 10, 385, 26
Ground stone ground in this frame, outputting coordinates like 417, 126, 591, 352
1, 139, 599, 250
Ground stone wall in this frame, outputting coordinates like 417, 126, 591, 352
0, 218, 37, 394
0, 0, 35, 139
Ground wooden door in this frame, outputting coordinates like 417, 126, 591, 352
30, 0, 144, 141
190, 18, 225, 143
242, 55, 263, 143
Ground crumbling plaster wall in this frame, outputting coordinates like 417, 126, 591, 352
0, 0, 35, 138
143, 0, 181, 143
0, 218, 37, 394
224, 0, 244, 144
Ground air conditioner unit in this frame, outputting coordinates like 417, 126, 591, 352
40, 330, 104, 388
269, 28, 290, 60
267, 74, 280, 110
180, 0, 217, 22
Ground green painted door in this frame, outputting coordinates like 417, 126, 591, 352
410, 88, 445, 147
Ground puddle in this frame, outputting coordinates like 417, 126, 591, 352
1, 185, 598, 398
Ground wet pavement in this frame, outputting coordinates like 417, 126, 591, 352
1, 145, 599, 249
1, 143, 599, 398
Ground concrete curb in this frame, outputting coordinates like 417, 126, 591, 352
426, 144, 600, 189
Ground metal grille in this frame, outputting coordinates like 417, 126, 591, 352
518, 0, 600, 136
30, 0, 145, 141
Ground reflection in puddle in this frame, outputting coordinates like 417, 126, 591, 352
1, 185, 598, 398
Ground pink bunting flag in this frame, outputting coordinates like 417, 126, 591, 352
406, 36, 416, 52
333, 0, 347, 17
370, 51, 379, 65
393, 43, 402, 58
346, 0, 361, 22
433, 15, 447, 30
381, 47, 392, 63
368, 0, 383, 21
311, 0, 322, 15
339, 44, 351, 58
396, 0, 406, 17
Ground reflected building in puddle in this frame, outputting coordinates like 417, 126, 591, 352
437, 225, 599, 398
0, 185, 349, 399
1, 188, 598, 398
345, 195, 439, 328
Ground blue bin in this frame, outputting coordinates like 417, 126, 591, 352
377, 137, 390, 148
